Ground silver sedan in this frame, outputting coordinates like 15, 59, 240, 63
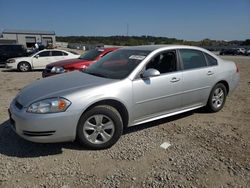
9, 45, 240, 149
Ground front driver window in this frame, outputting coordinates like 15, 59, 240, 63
146, 51, 177, 74
38, 51, 50, 57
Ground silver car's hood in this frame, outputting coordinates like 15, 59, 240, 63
16, 71, 116, 107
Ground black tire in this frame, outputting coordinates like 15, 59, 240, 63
206, 83, 227, 112
76, 105, 123, 149
18, 62, 31, 72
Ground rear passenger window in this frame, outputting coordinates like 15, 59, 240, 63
204, 53, 218, 66
179, 49, 207, 70
52, 51, 63, 56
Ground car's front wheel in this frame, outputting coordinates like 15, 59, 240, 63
207, 83, 227, 112
18, 62, 31, 72
76, 105, 123, 149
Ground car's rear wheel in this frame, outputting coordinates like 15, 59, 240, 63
18, 62, 31, 72
76, 105, 123, 149
207, 83, 227, 112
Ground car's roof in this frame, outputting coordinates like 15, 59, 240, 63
40, 49, 65, 51
121, 45, 220, 61
122, 45, 207, 52
39, 49, 73, 53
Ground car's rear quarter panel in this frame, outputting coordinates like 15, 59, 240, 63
216, 59, 239, 95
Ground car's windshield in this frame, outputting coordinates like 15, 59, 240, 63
83, 49, 151, 79
69, 51, 79, 55
29, 51, 37, 57
79, 49, 103, 61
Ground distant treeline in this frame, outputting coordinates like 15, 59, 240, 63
56, 36, 250, 47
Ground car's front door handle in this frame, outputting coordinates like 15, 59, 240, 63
170, 77, 180, 83
207, 71, 214, 75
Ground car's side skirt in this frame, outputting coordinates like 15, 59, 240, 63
131, 105, 204, 126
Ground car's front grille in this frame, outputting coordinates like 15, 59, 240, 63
22, 130, 56, 137
15, 100, 23, 110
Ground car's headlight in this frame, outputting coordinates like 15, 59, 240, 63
51, 66, 65, 73
27, 97, 71, 114
7, 59, 15, 64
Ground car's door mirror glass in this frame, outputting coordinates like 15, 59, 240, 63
142, 68, 160, 78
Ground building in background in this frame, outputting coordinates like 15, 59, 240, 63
0, 29, 56, 48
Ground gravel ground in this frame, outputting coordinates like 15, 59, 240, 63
0, 56, 249, 187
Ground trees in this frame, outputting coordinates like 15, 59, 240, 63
56, 36, 183, 46
56, 36, 250, 47
242, 39, 250, 45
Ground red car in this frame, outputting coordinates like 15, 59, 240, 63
42, 47, 118, 77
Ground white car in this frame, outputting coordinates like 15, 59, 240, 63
246, 49, 250, 56
236, 48, 246, 55
6, 49, 80, 72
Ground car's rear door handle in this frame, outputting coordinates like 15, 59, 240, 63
170, 77, 180, 83
207, 71, 214, 75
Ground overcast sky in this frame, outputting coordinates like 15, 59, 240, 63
0, 0, 249, 41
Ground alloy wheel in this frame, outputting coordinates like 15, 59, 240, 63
212, 88, 224, 109
83, 114, 115, 144
20, 63, 29, 72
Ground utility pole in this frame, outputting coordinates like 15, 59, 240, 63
126, 23, 129, 36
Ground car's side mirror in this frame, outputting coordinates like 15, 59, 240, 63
34, 55, 39, 58
142, 68, 160, 78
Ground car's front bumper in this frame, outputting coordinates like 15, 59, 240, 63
5, 63, 16, 69
9, 100, 80, 143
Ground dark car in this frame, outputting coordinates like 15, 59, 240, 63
219, 49, 238, 56
0, 44, 27, 66
42, 47, 118, 77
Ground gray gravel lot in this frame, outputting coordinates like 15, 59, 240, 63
0, 56, 249, 187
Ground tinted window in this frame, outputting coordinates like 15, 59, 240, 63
102, 51, 112, 57
1, 45, 12, 51
15, 46, 25, 53
52, 51, 63, 56
79, 49, 103, 60
62, 52, 68, 56
204, 53, 218, 66
179, 49, 207, 70
146, 51, 177, 74
0, 46, 7, 51
38, 51, 50, 57
12, 45, 21, 50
